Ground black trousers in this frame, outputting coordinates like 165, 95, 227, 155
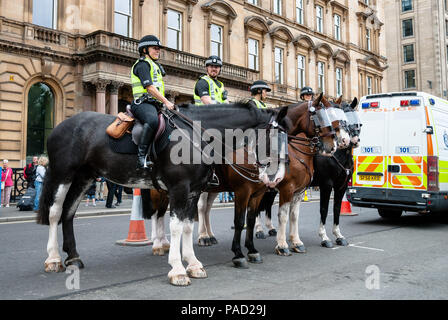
106, 180, 117, 207
130, 102, 159, 133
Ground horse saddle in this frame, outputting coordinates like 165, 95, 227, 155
108, 105, 170, 155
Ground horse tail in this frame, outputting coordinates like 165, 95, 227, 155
36, 167, 54, 225
141, 189, 155, 219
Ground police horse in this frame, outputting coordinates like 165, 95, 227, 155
36, 102, 288, 286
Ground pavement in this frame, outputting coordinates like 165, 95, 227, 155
0, 189, 323, 223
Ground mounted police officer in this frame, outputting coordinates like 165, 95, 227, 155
130, 35, 174, 169
193, 55, 228, 105
248, 80, 271, 109
300, 86, 315, 102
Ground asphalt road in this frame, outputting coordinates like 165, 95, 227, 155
1, 201, 447, 300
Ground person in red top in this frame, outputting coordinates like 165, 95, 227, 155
1, 159, 14, 207
23, 156, 38, 188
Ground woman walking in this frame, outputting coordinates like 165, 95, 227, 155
1, 159, 13, 207
34, 156, 48, 212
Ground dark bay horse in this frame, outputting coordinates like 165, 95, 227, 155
36, 102, 286, 286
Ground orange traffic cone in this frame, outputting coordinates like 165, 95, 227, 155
340, 193, 358, 216
116, 188, 152, 246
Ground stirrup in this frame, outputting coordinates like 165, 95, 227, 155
207, 172, 220, 187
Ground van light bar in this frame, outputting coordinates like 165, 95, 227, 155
400, 99, 420, 106
362, 102, 370, 109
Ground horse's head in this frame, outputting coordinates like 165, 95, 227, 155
323, 95, 351, 149
341, 97, 361, 148
281, 93, 337, 156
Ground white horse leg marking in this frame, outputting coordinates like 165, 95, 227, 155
152, 214, 168, 255
289, 193, 304, 247
168, 215, 189, 285
45, 183, 72, 268
205, 192, 218, 238
333, 224, 344, 239
276, 202, 290, 250
151, 216, 157, 243
318, 222, 331, 242
265, 214, 275, 231
255, 215, 263, 233
183, 219, 207, 278
160, 215, 170, 251
197, 193, 208, 241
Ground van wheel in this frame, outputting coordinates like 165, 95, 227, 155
378, 209, 402, 219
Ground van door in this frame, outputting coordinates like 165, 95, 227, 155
386, 96, 427, 190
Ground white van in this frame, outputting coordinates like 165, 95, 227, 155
348, 92, 448, 218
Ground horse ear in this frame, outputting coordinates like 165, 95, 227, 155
320, 95, 331, 108
350, 97, 358, 110
335, 95, 343, 105
312, 92, 323, 107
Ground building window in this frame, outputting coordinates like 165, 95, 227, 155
27, 82, 55, 157
336, 68, 343, 97
167, 9, 182, 50
273, 0, 282, 15
446, 20, 448, 37
402, 19, 413, 37
274, 47, 284, 84
248, 38, 259, 71
33, 0, 58, 29
364, 0, 370, 5
210, 24, 223, 58
316, 5, 323, 33
296, 0, 304, 24
366, 28, 371, 51
317, 61, 325, 92
297, 55, 306, 89
367, 76, 372, 95
334, 14, 341, 41
114, 0, 132, 37
401, 0, 412, 12
247, 0, 258, 5
403, 44, 414, 63
404, 70, 416, 88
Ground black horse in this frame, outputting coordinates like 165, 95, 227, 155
36, 102, 287, 286
311, 98, 361, 247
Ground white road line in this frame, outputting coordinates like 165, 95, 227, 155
332, 241, 385, 252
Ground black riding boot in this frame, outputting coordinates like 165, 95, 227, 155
137, 123, 155, 169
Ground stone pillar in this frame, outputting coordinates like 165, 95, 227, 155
109, 81, 124, 115
94, 79, 109, 113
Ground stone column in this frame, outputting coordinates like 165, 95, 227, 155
109, 81, 124, 115
93, 79, 109, 113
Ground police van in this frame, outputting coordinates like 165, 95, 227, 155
348, 92, 448, 218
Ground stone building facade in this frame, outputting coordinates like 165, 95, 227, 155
384, 0, 448, 98
0, 0, 388, 168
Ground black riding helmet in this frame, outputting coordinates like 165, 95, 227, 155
300, 86, 314, 99
205, 55, 223, 67
138, 35, 163, 56
250, 80, 271, 95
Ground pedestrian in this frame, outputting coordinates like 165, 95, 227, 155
85, 181, 96, 207
105, 179, 118, 208
95, 177, 105, 201
33, 156, 48, 212
219, 192, 228, 203
1, 159, 13, 208
23, 156, 38, 189
228, 192, 234, 202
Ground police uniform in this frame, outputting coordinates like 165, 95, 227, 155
247, 80, 271, 109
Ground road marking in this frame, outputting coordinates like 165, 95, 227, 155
332, 241, 385, 252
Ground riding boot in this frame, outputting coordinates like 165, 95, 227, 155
137, 123, 155, 169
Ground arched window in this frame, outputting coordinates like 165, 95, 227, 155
27, 82, 55, 158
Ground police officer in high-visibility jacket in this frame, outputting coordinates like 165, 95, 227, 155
193, 55, 228, 105
248, 80, 271, 109
130, 35, 174, 169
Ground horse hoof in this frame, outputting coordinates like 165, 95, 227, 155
187, 267, 208, 279
152, 247, 165, 256
162, 243, 170, 253
248, 253, 263, 264
336, 238, 348, 246
169, 274, 191, 286
209, 236, 218, 245
198, 237, 211, 247
321, 240, 334, 248
255, 231, 266, 239
268, 229, 277, 236
291, 245, 307, 253
64, 257, 85, 269
232, 258, 249, 269
44, 262, 66, 273
275, 247, 292, 256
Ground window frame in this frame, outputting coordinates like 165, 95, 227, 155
404, 69, 416, 89
401, 0, 413, 12
297, 54, 306, 89
366, 28, 371, 51
273, 0, 283, 16
403, 44, 415, 63
210, 23, 224, 58
367, 76, 372, 95
248, 38, 259, 71
274, 47, 284, 84
334, 14, 341, 41
317, 61, 325, 92
166, 9, 183, 51
296, 0, 304, 25
316, 5, 323, 33
336, 67, 343, 97
114, 0, 133, 37
33, 0, 58, 29
402, 18, 414, 38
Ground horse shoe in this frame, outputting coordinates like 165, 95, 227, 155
255, 231, 266, 239
268, 229, 277, 236
275, 247, 292, 256
321, 240, 334, 248
336, 238, 348, 246
232, 257, 249, 269
291, 244, 307, 253
247, 253, 263, 264
64, 257, 85, 269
